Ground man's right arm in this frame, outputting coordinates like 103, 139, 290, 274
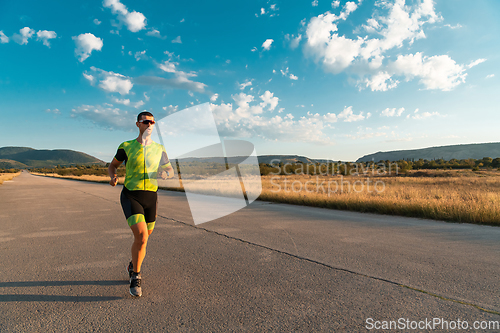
108, 158, 122, 186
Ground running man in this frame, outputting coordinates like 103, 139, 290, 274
108, 111, 174, 297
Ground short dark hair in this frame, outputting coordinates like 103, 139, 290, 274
137, 111, 154, 122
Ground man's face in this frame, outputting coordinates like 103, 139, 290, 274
137, 115, 155, 136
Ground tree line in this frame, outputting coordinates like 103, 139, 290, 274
18, 156, 500, 177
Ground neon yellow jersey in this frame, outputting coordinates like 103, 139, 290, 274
114, 139, 171, 192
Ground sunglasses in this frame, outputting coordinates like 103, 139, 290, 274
139, 119, 155, 125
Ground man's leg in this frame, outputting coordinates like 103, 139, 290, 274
146, 221, 155, 236
130, 220, 149, 274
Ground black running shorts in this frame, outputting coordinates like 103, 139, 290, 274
120, 187, 158, 230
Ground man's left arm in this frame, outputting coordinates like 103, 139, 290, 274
159, 150, 175, 179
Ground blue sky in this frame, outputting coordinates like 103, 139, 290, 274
0, 0, 498, 162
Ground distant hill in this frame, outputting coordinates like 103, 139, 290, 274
177, 155, 332, 165
356, 142, 500, 163
0, 159, 29, 169
0, 147, 105, 168
0, 147, 35, 156
257, 155, 332, 164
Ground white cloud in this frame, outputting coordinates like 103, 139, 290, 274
86, 67, 133, 95
233, 92, 255, 110
133, 100, 145, 109
71, 104, 134, 130
262, 39, 274, 51
136, 75, 206, 94
146, 29, 165, 39
0, 31, 9, 43
210, 96, 374, 144
210, 94, 219, 102
134, 50, 147, 61
125, 11, 147, 32
305, 11, 364, 73
103, 0, 147, 32
251, 47, 258, 52
93, 18, 101, 25
45, 108, 61, 115
8, 28, 57, 47
304, 0, 466, 92
112, 97, 130, 106
285, 34, 302, 49
36, 30, 57, 47
136, 62, 207, 93
391, 53, 466, 91
72, 33, 103, 62
158, 60, 177, 73
362, 71, 399, 91
211, 102, 335, 145
337, 106, 365, 122
207, 91, 372, 145
162, 105, 179, 114
289, 74, 299, 80
332, 0, 340, 8
410, 110, 440, 120
171, 36, 182, 44
83, 73, 96, 85
257, 4, 279, 17
108, 98, 144, 108
312, 0, 319, 6
344, 1, 358, 15
260, 91, 279, 111
467, 58, 486, 69
306, 111, 338, 123
444, 23, 462, 29
363, 18, 380, 33
486, 74, 495, 79
13, 27, 35, 45
239, 80, 253, 90
103, 0, 127, 15
99, 73, 133, 95
163, 50, 179, 59
381, 107, 404, 117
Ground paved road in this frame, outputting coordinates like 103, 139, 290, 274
1, 171, 499, 332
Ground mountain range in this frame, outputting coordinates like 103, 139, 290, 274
356, 142, 500, 163
2, 142, 500, 169
0, 147, 105, 168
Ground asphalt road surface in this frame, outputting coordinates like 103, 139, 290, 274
1, 171, 499, 332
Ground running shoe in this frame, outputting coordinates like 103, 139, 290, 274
129, 273, 142, 297
126, 261, 134, 279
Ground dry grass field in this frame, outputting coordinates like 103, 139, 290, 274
31, 172, 126, 184
30, 169, 500, 226
0, 172, 21, 186
260, 170, 500, 226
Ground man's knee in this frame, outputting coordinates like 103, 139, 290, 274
134, 232, 148, 246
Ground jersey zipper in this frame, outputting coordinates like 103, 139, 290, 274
143, 145, 146, 190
